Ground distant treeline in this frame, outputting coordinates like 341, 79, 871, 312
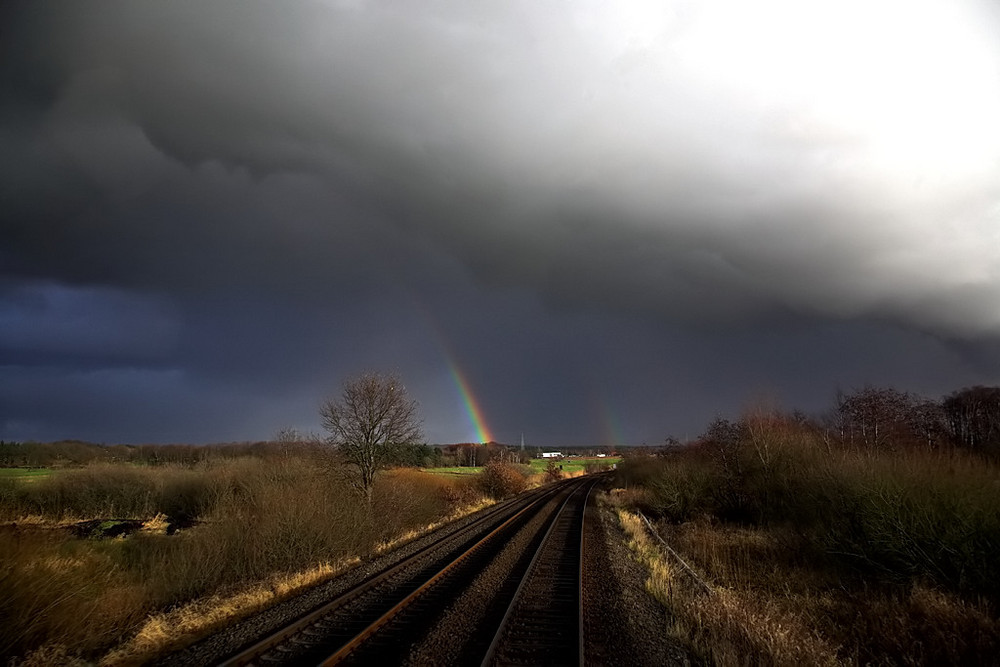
0, 438, 618, 469
0, 439, 443, 469
0, 440, 297, 468
439, 443, 618, 467
668, 384, 1000, 459
20, 381, 995, 468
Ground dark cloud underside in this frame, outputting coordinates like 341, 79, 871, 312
2, 1, 999, 443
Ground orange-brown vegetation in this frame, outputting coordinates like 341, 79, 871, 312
0, 454, 485, 664
476, 460, 528, 499
612, 407, 1000, 665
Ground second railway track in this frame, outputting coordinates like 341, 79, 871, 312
219, 474, 604, 666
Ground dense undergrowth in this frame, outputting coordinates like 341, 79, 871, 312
613, 413, 1000, 664
476, 460, 531, 499
0, 456, 483, 664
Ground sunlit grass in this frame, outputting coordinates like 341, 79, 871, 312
98, 557, 361, 667
0, 468, 54, 482
610, 424, 1000, 664
0, 457, 487, 664
422, 456, 619, 477
421, 466, 483, 475
525, 456, 620, 474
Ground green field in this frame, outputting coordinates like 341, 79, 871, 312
423, 456, 620, 476
527, 456, 619, 473
0, 468, 53, 481
422, 466, 483, 475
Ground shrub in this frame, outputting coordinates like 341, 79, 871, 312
0, 456, 483, 663
0, 464, 224, 522
477, 461, 527, 499
612, 412, 1000, 664
439, 475, 482, 507
158, 472, 217, 527
26, 464, 159, 518
373, 469, 455, 541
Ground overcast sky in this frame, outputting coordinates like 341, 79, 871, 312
3, 0, 1000, 446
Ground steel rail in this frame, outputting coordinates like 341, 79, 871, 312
578, 479, 589, 666
319, 478, 587, 665
479, 477, 598, 667
218, 482, 563, 667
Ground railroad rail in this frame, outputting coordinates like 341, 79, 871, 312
218, 474, 602, 666
481, 478, 596, 667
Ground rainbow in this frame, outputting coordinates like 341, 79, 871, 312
406, 297, 495, 444
447, 359, 494, 444
598, 395, 625, 447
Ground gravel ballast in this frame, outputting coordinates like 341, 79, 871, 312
583, 490, 692, 666
157, 498, 514, 666
402, 489, 571, 664
158, 482, 690, 666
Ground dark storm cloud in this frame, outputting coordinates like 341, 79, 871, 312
2, 0, 1000, 443
0, 281, 177, 365
6, 0, 1000, 328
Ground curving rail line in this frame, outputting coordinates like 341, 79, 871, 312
481, 479, 596, 667
218, 474, 603, 666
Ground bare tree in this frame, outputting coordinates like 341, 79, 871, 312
320, 372, 423, 502
835, 385, 915, 452
274, 426, 323, 458
943, 386, 1000, 457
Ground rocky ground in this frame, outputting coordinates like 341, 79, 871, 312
583, 494, 693, 666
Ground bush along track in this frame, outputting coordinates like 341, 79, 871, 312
0, 458, 493, 665
610, 411, 1000, 665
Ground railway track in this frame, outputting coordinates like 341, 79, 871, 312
219, 474, 602, 666
482, 479, 594, 667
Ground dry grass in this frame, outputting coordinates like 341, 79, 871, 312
0, 529, 149, 662
519, 464, 588, 491
374, 470, 494, 554
0, 458, 485, 664
611, 421, 1000, 665
614, 504, 842, 666
98, 558, 359, 666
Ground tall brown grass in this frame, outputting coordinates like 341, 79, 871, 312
613, 414, 1000, 664
0, 457, 482, 664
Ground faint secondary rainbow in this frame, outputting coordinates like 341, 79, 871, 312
598, 395, 625, 448
447, 360, 494, 444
